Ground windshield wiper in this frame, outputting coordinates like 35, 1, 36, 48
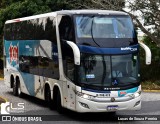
101, 55, 107, 86
91, 16, 100, 47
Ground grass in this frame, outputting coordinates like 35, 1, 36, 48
141, 81, 160, 90
0, 69, 3, 78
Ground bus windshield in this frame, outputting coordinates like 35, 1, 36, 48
75, 15, 135, 39
78, 53, 140, 88
74, 15, 138, 48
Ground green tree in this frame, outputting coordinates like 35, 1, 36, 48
140, 36, 160, 81
126, 0, 160, 46
66, 0, 125, 10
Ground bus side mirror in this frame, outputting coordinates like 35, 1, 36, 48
66, 41, 80, 65
139, 41, 151, 65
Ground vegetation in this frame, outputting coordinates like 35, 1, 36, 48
140, 36, 160, 90
140, 36, 160, 81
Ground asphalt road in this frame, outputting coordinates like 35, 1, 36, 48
0, 80, 160, 124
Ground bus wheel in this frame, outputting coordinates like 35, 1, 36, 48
17, 78, 23, 97
13, 81, 18, 96
45, 88, 54, 110
57, 90, 63, 113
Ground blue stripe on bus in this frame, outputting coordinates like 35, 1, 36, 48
78, 44, 139, 54
82, 88, 111, 93
20, 72, 35, 96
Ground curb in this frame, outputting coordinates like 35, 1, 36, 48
143, 90, 160, 92
0, 96, 8, 105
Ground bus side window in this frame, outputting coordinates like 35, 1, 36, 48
58, 15, 75, 82
62, 47, 74, 82
66, 57, 74, 81
59, 15, 74, 41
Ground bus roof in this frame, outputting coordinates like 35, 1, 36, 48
57, 10, 128, 15
5, 10, 128, 24
5, 12, 57, 24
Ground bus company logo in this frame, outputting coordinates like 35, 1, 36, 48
120, 91, 127, 96
9, 43, 19, 64
121, 47, 137, 51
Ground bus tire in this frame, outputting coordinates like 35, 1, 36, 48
110, 111, 116, 115
13, 80, 18, 96
45, 87, 54, 110
17, 78, 23, 98
57, 90, 63, 113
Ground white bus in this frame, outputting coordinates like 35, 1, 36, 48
4, 10, 151, 113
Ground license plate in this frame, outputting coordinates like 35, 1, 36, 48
107, 105, 118, 111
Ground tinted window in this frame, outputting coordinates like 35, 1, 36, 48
58, 15, 75, 81
78, 53, 139, 87
74, 15, 138, 48
76, 16, 135, 38
4, 16, 59, 79
4, 17, 57, 44
19, 55, 59, 79
59, 15, 74, 41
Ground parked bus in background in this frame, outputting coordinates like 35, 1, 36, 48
3, 10, 151, 113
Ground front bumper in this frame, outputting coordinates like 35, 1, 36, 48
76, 95, 141, 113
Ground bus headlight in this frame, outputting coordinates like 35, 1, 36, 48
83, 94, 89, 99
128, 91, 141, 98
76, 91, 95, 100
134, 91, 141, 98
